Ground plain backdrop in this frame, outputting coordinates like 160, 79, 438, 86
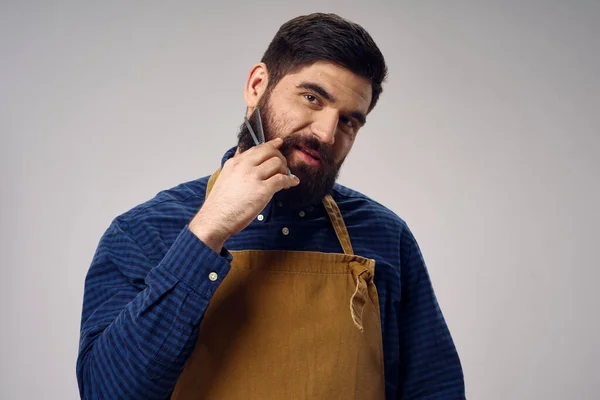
2, 1, 599, 399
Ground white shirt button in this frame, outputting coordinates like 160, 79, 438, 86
208, 272, 218, 281
282, 227, 290, 236
298, 211, 305, 217
257, 214, 264, 221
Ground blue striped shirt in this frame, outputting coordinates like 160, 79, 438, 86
77, 146, 465, 399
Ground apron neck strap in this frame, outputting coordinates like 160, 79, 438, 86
205, 168, 354, 255
321, 194, 354, 255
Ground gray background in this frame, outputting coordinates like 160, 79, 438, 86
1, 1, 599, 399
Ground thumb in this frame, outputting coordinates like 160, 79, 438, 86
267, 137, 284, 149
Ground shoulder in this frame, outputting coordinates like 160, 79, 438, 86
119, 175, 210, 221
109, 176, 211, 259
330, 183, 409, 234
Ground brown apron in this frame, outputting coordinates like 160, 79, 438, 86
171, 169, 385, 399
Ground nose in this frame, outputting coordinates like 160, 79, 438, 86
311, 110, 338, 145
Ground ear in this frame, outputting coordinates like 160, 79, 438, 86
244, 63, 269, 117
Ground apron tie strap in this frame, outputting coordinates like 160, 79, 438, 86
349, 262, 374, 332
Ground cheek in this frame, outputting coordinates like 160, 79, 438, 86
274, 95, 313, 128
275, 108, 312, 137
332, 138, 354, 164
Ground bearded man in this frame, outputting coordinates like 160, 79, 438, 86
77, 12, 465, 400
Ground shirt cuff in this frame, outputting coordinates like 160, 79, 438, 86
160, 225, 232, 298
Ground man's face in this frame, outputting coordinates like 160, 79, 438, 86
238, 62, 372, 208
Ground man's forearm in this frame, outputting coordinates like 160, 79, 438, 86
77, 224, 231, 399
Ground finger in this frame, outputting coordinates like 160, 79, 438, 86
256, 156, 289, 180
265, 172, 300, 192
244, 138, 286, 167
266, 137, 284, 149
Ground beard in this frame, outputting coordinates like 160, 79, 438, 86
237, 93, 344, 210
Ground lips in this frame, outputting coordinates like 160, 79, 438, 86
296, 145, 320, 160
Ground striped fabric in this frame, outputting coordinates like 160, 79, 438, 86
77, 146, 465, 399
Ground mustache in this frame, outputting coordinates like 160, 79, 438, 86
281, 135, 334, 166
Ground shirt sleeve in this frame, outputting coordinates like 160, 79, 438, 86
76, 219, 232, 400
397, 227, 466, 399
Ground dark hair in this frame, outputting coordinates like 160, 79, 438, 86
261, 13, 388, 113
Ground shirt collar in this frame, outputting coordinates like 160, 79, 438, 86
220, 146, 237, 168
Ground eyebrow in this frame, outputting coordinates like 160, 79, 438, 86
296, 82, 367, 127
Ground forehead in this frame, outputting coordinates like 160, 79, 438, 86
275, 62, 372, 112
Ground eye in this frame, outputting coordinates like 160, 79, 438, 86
304, 94, 320, 104
339, 116, 356, 130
